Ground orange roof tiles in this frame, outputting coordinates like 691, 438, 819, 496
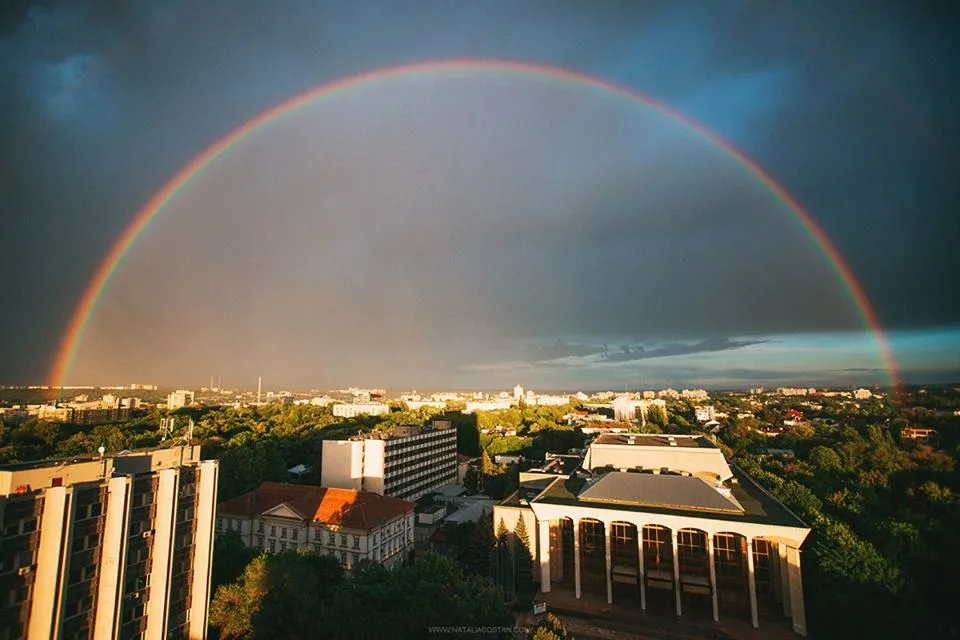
218, 481, 414, 531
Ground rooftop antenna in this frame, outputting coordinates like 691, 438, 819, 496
257, 376, 262, 404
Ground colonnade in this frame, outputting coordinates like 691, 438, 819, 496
535, 517, 807, 636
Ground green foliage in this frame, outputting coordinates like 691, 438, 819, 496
212, 551, 511, 640
209, 551, 344, 639
322, 553, 513, 640
807, 445, 843, 473
464, 510, 494, 577
211, 530, 258, 594
529, 613, 569, 640
646, 404, 668, 427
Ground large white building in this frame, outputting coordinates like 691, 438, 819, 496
611, 396, 667, 423
217, 482, 414, 570
331, 402, 391, 418
0, 445, 218, 640
321, 422, 457, 501
494, 434, 811, 636
695, 405, 717, 422
167, 389, 195, 410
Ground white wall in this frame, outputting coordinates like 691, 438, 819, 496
321, 440, 364, 490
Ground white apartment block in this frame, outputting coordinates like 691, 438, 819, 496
463, 399, 514, 413
0, 445, 218, 640
321, 422, 457, 501
695, 405, 717, 422
167, 390, 195, 410
331, 403, 391, 418
217, 483, 414, 570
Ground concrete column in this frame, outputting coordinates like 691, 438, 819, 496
637, 525, 646, 611
189, 460, 219, 640
94, 476, 133, 640
27, 487, 70, 640
605, 523, 613, 604
672, 530, 682, 617
746, 538, 759, 629
146, 468, 180, 640
779, 544, 792, 618
538, 519, 551, 594
707, 533, 719, 623
573, 518, 582, 599
786, 546, 807, 637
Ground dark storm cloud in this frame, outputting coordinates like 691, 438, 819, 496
596, 338, 769, 364
0, 1, 957, 387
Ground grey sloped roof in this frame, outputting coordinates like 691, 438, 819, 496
578, 472, 744, 514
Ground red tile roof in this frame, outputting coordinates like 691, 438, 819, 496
218, 482, 414, 531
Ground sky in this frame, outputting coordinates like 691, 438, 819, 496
1, 1, 958, 391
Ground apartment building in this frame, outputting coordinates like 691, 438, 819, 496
321, 421, 457, 500
0, 445, 218, 640
216, 482, 414, 570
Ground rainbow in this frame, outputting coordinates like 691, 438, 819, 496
49, 58, 899, 389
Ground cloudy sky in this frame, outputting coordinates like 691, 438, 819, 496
1, 1, 958, 390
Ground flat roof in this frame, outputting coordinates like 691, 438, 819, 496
532, 466, 806, 528
591, 434, 715, 449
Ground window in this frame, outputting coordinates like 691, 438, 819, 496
270, 526, 277, 537
340, 534, 347, 548
677, 529, 708, 574
269, 540, 276, 552
327, 532, 334, 545
280, 542, 287, 552
642, 525, 672, 572
313, 529, 321, 541
280, 528, 287, 539
352, 536, 360, 550
258, 521, 264, 533
339, 551, 347, 564
292, 529, 299, 541
714, 533, 746, 587
256, 535, 264, 548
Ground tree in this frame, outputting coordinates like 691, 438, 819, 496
497, 517, 510, 542
464, 510, 494, 577
463, 466, 482, 493
512, 516, 535, 601
529, 613, 570, 640
481, 449, 495, 476
808, 445, 843, 473
211, 530, 258, 594
646, 405, 668, 427
209, 551, 343, 639
321, 553, 513, 640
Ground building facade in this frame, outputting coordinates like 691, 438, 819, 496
0, 445, 218, 640
321, 422, 457, 500
217, 482, 414, 570
330, 403, 391, 418
494, 434, 811, 637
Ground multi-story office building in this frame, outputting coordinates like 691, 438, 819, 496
321, 421, 457, 500
0, 445, 218, 640
494, 434, 811, 637
217, 482, 414, 570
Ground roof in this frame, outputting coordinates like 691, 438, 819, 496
218, 482, 414, 531
591, 434, 714, 449
578, 472, 743, 514
530, 466, 806, 528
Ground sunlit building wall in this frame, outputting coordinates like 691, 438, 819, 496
0, 445, 218, 640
